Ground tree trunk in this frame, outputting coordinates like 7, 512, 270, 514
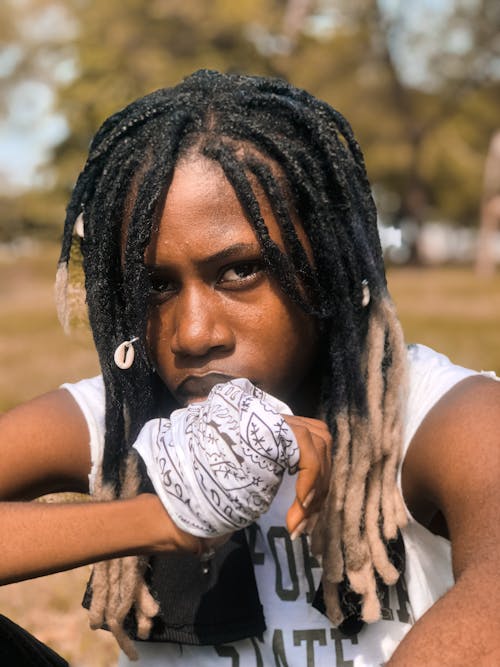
476, 195, 500, 276
475, 132, 500, 276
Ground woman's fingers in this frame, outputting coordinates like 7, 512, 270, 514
282, 415, 332, 538
285, 415, 332, 442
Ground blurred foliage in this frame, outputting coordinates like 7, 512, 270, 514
0, 0, 74, 116
52, 0, 283, 199
1, 0, 500, 243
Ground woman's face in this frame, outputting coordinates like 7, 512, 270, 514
144, 155, 320, 413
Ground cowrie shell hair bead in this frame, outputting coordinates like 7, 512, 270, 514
74, 212, 84, 238
114, 337, 139, 369
361, 279, 370, 307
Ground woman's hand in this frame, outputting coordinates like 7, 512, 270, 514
282, 415, 332, 539
138, 412, 333, 555
139, 493, 230, 556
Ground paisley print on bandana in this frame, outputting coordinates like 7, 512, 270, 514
133, 379, 299, 537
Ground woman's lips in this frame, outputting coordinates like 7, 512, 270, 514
176, 372, 237, 404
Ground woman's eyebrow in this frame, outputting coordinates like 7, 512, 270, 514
202, 242, 262, 264
146, 242, 262, 271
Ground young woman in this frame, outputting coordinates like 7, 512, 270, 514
1, 70, 499, 666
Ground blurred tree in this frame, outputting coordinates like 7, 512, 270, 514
1, 0, 291, 238
275, 0, 500, 248
2, 0, 500, 260
52, 0, 287, 198
476, 131, 500, 276
0, 0, 76, 240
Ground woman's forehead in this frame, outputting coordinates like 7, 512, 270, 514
146, 156, 279, 263
143, 153, 313, 269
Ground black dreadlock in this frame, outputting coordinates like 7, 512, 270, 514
56, 69, 408, 658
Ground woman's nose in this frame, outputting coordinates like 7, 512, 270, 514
170, 286, 235, 357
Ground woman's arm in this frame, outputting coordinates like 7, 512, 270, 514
0, 389, 91, 501
0, 493, 193, 584
0, 390, 201, 584
0, 389, 328, 585
390, 375, 500, 666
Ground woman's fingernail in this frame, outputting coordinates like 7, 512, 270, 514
290, 518, 308, 541
303, 489, 316, 509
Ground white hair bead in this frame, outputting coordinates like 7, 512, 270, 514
74, 212, 85, 238
114, 337, 139, 369
361, 279, 370, 307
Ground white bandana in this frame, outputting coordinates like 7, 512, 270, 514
133, 378, 299, 537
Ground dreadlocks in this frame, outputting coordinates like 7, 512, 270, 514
56, 69, 408, 659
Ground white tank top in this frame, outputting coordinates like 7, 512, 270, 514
63, 344, 488, 666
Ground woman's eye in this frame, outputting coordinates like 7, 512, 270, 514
219, 262, 263, 284
150, 279, 174, 292
148, 274, 177, 300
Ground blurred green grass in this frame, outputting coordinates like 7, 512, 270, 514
0, 243, 498, 666
387, 266, 500, 374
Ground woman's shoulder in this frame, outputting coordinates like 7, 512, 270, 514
406, 343, 478, 380
403, 344, 479, 450
61, 374, 104, 399
60, 376, 106, 493
61, 375, 105, 423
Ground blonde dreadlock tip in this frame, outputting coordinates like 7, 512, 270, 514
326, 610, 343, 629
322, 579, 344, 627
107, 619, 139, 662
347, 559, 374, 595
361, 596, 382, 624
87, 561, 109, 629
54, 263, 70, 334
382, 565, 400, 587
135, 611, 153, 641
326, 604, 344, 628
382, 515, 398, 542
137, 581, 160, 619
